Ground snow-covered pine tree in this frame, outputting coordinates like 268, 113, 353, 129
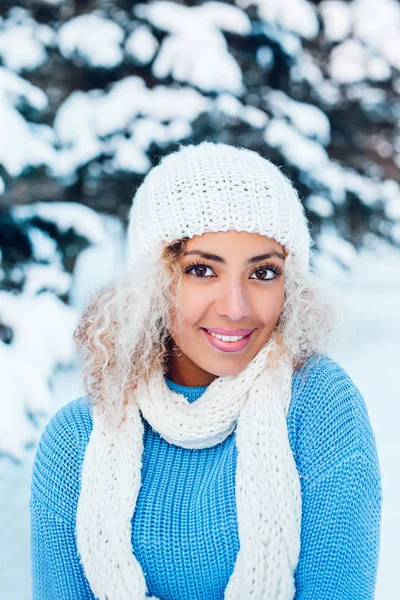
1, 0, 399, 254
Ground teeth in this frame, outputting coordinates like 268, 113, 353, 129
207, 331, 246, 342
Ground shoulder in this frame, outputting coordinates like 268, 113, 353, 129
44, 395, 93, 444
288, 355, 379, 484
30, 397, 93, 521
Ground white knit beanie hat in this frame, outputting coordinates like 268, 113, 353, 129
127, 141, 312, 269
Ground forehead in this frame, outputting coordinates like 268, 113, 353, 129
184, 230, 284, 253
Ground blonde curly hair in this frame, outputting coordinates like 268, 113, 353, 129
73, 236, 336, 424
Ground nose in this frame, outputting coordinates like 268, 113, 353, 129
214, 279, 251, 321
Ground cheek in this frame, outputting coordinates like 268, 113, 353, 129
170, 284, 209, 333
255, 285, 285, 324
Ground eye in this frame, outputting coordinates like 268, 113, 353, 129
184, 262, 215, 278
250, 265, 281, 281
184, 262, 282, 280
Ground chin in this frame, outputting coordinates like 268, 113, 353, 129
205, 361, 248, 379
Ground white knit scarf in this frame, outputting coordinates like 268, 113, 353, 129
76, 334, 302, 599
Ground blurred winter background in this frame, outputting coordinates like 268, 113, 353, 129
0, 0, 399, 597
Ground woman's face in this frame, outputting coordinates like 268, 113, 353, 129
167, 230, 286, 386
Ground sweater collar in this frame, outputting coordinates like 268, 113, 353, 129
164, 377, 209, 403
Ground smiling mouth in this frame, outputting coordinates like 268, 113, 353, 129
200, 328, 254, 353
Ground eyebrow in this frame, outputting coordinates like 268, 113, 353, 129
182, 250, 286, 264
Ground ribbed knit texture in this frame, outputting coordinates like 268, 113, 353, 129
30, 355, 382, 600
127, 142, 311, 269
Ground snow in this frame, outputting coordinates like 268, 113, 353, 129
152, 30, 244, 94
0, 0, 398, 188
0, 25, 47, 72
0, 207, 112, 462
0, 341, 53, 461
38, 0, 65, 4
260, 22, 303, 58
325, 0, 400, 84
265, 119, 329, 170
198, 1, 251, 34
319, 1, 352, 42
0, 290, 78, 377
290, 50, 341, 106
0, 101, 56, 177
305, 159, 398, 211
256, 46, 274, 69
136, 1, 251, 35
125, 25, 159, 64
135, 1, 249, 94
382, 179, 400, 220
131, 117, 168, 148
305, 194, 334, 218
330, 40, 367, 84
330, 39, 391, 84
389, 222, 400, 244
215, 93, 245, 118
69, 215, 125, 312
317, 226, 358, 269
56, 78, 206, 137
353, 0, 400, 71
51, 79, 207, 177
344, 170, 382, 206
0, 290, 78, 459
0, 68, 55, 177
367, 56, 392, 82
90, 77, 148, 135
267, 90, 331, 145
352, 69, 388, 93
53, 90, 96, 145
165, 119, 192, 142
13, 201, 106, 246
242, 105, 269, 129
0, 8, 54, 72
110, 135, 152, 174
237, 0, 319, 39
320, 242, 400, 600
52, 137, 102, 180
143, 85, 209, 121
214, 93, 269, 128
23, 264, 71, 297
58, 14, 125, 69
0, 66, 47, 111
52, 90, 103, 178
111, 116, 193, 173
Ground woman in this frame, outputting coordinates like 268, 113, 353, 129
30, 142, 382, 600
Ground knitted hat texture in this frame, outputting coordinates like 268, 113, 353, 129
127, 142, 312, 269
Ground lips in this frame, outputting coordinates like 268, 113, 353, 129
206, 327, 254, 336
201, 328, 254, 353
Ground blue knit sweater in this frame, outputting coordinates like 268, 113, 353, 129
30, 355, 382, 600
